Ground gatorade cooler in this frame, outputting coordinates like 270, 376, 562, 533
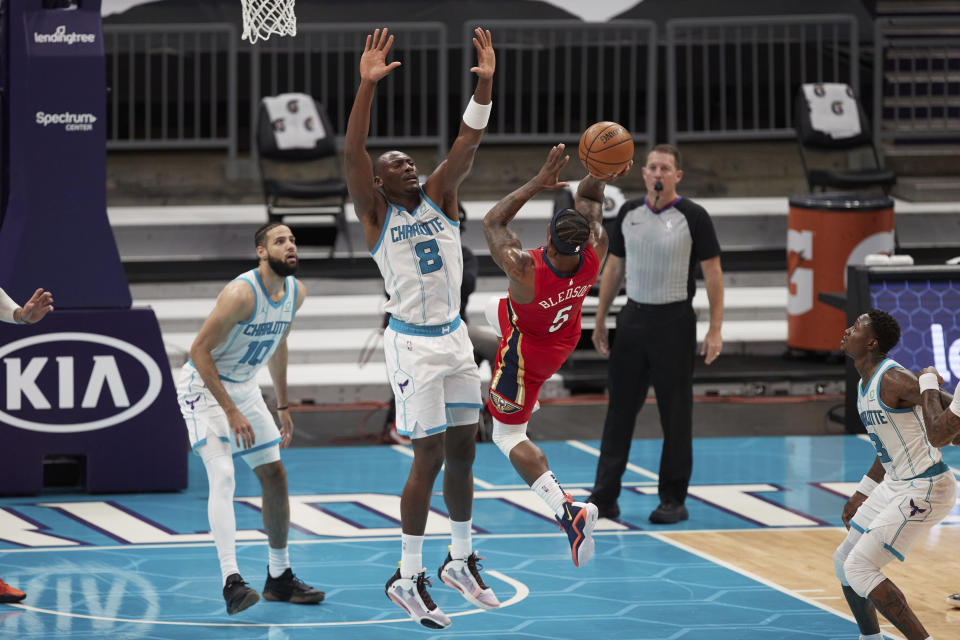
786, 194, 894, 351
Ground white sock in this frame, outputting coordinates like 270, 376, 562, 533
268, 546, 290, 578
202, 453, 239, 585
531, 470, 567, 517
859, 634, 883, 640
450, 520, 472, 560
400, 533, 424, 579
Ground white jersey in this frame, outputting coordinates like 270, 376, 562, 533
857, 358, 943, 481
371, 189, 463, 326
188, 269, 298, 383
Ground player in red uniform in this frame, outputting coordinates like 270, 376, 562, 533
481, 144, 630, 567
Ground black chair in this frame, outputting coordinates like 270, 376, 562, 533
257, 93, 351, 255
795, 83, 896, 194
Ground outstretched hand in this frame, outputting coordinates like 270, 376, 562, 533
20, 288, 54, 324
533, 144, 570, 191
592, 160, 634, 182
470, 28, 495, 79
360, 28, 402, 83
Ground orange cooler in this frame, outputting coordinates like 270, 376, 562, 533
786, 194, 894, 351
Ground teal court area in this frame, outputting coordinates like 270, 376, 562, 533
1, 436, 959, 639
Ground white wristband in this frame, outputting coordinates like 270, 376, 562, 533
462, 96, 491, 130
918, 372, 940, 393
856, 475, 878, 497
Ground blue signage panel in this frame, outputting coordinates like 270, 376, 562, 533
0, 310, 187, 494
871, 278, 960, 381
0, 0, 129, 309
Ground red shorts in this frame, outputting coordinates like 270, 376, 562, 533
487, 325, 575, 425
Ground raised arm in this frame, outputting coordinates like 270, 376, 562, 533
190, 281, 257, 449
482, 144, 569, 301
574, 162, 630, 266
918, 367, 960, 447
344, 28, 401, 243
423, 28, 495, 211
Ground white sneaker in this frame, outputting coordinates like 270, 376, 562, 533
438, 551, 500, 609
948, 593, 960, 608
385, 568, 451, 629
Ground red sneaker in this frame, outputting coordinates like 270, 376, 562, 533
0, 577, 25, 604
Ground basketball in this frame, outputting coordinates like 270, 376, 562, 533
578, 121, 634, 178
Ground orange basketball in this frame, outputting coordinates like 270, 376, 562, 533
578, 121, 634, 178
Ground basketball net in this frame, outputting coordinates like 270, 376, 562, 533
241, 0, 297, 43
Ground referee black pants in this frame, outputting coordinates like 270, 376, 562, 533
592, 299, 696, 507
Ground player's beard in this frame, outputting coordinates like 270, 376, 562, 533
267, 254, 298, 277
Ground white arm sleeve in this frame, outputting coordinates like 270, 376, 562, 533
0, 287, 21, 324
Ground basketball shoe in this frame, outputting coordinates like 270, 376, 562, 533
556, 496, 599, 567
223, 573, 259, 615
948, 593, 960, 608
0, 577, 25, 604
438, 551, 500, 609
385, 568, 451, 629
262, 567, 325, 604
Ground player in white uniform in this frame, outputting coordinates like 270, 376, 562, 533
834, 310, 957, 640
0, 284, 54, 604
345, 27, 498, 628
176, 223, 323, 615
916, 363, 960, 613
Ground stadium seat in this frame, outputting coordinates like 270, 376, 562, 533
257, 93, 351, 255
794, 83, 896, 194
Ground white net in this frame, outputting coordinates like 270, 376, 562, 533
241, 0, 297, 43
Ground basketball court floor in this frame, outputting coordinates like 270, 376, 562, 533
2, 434, 959, 639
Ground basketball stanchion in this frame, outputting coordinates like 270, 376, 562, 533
0, 0, 186, 495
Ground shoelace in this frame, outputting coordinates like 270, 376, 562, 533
415, 572, 437, 609
465, 553, 489, 589
226, 577, 251, 593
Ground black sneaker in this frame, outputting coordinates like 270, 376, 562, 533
262, 567, 325, 604
586, 495, 620, 520
649, 502, 689, 524
223, 573, 259, 615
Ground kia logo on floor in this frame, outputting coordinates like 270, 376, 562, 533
0, 332, 162, 433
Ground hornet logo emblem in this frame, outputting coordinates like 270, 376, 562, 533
908, 499, 926, 517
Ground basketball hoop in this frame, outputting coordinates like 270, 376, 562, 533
240, 0, 297, 43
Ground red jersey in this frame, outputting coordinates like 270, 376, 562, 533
509, 244, 599, 346
488, 244, 600, 423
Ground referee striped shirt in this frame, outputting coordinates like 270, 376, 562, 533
609, 195, 720, 304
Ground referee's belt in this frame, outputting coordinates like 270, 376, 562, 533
388, 315, 462, 337
625, 298, 689, 310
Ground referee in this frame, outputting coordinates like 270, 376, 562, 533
588, 144, 724, 525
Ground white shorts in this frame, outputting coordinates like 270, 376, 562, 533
384, 317, 482, 439
176, 364, 282, 468
850, 467, 957, 561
